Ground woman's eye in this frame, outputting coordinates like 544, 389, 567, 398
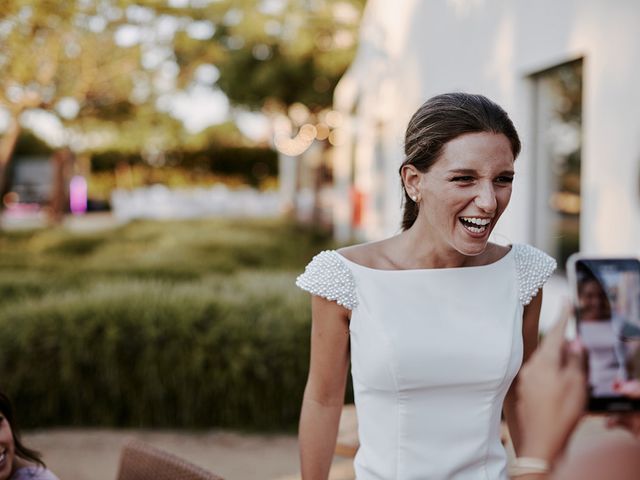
451, 176, 474, 182
495, 176, 514, 184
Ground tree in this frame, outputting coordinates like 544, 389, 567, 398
0, 1, 221, 192
210, 0, 364, 113
203, 0, 365, 225
0, 1, 148, 195
0, 0, 365, 203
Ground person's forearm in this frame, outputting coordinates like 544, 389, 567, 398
299, 396, 343, 480
509, 440, 556, 480
503, 386, 522, 454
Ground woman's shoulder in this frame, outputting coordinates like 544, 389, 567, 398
510, 243, 557, 305
337, 240, 388, 269
511, 243, 557, 267
296, 247, 362, 310
11, 466, 60, 480
485, 242, 548, 264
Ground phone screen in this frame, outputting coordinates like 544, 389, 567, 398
574, 258, 640, 404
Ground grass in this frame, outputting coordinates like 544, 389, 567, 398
0, 218, 334, 301
0, 218, 335, 430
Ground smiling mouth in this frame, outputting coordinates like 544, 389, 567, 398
459, 216, 491, 234
0, 448, 6, 466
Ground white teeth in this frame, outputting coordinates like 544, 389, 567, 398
459, 218, 488, 233
466, 225, 486, 233
460, 217, 491, 226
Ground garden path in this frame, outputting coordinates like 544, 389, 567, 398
23, 428, 353, 480
24, 417, 627, 480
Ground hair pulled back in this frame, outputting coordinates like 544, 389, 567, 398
400, 92, 521, 231
0, 391, 46, 468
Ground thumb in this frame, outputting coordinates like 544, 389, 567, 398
564, 339, 586, 372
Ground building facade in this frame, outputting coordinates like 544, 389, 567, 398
332, 0, 640, 266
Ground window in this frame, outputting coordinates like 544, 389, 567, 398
531, 59, 583, 269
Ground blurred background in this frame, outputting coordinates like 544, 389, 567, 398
1, 0, 639, 479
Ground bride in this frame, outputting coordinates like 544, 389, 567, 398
296, 93, 556, 480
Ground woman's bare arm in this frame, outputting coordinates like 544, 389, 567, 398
514, 310, 587, 479
504, 290, 542, 454
299, 294, 351, 480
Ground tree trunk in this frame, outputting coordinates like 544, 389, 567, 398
49, 148, 74, 223
0, 115, 21, 200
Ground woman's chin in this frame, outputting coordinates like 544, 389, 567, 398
456, 221, 498, 253
458, 245, 488, 257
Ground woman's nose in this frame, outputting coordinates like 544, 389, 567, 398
474, 183, 497, 213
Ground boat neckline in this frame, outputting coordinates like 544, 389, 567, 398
334, 244, 514, 273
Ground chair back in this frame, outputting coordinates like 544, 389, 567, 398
116, 439, 224, 480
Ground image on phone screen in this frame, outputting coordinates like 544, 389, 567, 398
575, 259, 640, 401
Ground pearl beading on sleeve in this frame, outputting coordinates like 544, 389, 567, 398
513, 244, 557, 306
295, 250, 358, 310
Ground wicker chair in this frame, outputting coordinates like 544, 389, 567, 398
116, 439, 224, 480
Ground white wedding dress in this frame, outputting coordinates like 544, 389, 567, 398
296, 244, 555, 480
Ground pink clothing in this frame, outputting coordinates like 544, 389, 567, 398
11, 466, 59, 480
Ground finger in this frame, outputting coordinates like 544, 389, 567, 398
606, 415, 621, 428
565, 340, 586, 373
539, 307, 571, 364
618, 380, 640, 399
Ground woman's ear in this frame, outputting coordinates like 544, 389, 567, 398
401, 164, 422, 201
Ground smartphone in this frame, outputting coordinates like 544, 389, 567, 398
567, 254, 640, 411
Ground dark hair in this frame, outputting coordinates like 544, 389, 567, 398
0, 391, 46, 468
400, 92, 521, 230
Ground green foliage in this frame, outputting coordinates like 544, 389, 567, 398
0, 275, 311, 430
217, 43, 333, 110
0, 219, 335, 430
0, 218, 333, 281
13, 130, 55, 156
91, 145, 278, 187
213, 0, 364, 111
1, 0, 365, 157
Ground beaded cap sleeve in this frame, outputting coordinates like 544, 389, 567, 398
296, 250, 358, 310
513, 244, 557, 306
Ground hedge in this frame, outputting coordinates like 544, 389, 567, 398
0, 219, 339, 431
0, 273, 312, 430
91, 146, 278, 187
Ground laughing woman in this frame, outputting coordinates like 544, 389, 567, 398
0, 392, 59, 480
296, 93, 556, 480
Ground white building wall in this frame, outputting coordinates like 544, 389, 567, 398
334, 0, 640, 258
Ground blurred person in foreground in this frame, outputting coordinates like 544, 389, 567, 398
513, 311, 640, 479
0, 392, 59, 480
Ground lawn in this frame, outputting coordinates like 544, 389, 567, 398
0, 218, 335, 431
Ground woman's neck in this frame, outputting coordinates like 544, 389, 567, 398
392, 226, 491, 269
12, 456, 32, 473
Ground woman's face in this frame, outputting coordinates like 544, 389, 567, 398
579, 280, 611, 321
414, 132, 515, 257
0, 412, 15, 480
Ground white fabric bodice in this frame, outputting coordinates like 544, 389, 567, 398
579, 321, 625, 396
296, 244, 556, 480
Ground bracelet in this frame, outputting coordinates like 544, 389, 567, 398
508, 457, 550, 477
